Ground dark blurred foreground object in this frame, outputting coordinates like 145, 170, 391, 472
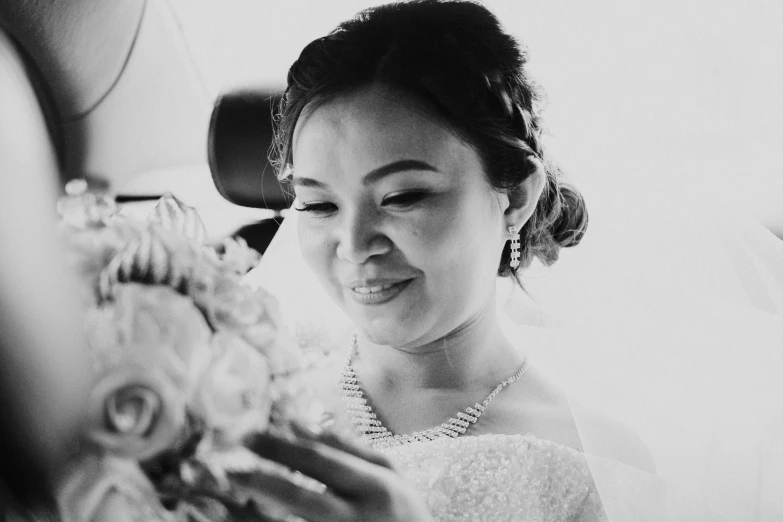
0, 22, 89, 516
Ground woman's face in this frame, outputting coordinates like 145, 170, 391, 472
291, 84, 510, 347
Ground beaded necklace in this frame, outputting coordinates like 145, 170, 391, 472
339, 334, 530, 450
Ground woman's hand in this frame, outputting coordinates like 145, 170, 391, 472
242, 426, 434, 522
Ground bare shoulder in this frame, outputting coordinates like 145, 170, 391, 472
479, 367, 585, 452
487, 368, 657, 474
569, 400, 657, 474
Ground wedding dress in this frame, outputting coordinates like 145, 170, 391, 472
382, 434, 606, 522
245, 175, 783, 521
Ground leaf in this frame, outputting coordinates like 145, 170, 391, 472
149, 193, 207, 244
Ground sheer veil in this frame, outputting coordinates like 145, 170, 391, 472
245, 175, 783, 520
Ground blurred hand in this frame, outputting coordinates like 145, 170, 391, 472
243, 426, 434, 522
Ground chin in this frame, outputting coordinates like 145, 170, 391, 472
361, 327, 405, 347
355, 313, 427, 347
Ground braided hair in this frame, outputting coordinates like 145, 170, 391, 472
272, 0, 588, 278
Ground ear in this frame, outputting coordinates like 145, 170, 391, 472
504, 157, 547, 231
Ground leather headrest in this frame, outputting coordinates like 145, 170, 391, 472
0, 26, 63, 169
1, 0, 211, 190
208, 90, 291, 210
0, 0, 145, 118
0, 28, 60, 192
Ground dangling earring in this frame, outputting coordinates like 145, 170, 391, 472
508, 225, 521, 269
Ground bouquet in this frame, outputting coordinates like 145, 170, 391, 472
56, 180, 328, 521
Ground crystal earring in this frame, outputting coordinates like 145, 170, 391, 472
508, 225, 521, 269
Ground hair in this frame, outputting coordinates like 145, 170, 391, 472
271, 0, 588, 278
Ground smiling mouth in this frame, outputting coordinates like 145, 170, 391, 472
346, 279, 413, 305
352, 282, 398, 294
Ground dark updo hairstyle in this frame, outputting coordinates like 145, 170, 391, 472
272, 0, 588, 278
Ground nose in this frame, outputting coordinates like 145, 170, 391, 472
335, 206, 392, 264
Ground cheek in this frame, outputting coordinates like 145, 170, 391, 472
298, 221, 336, 284
403, 193, 503, 280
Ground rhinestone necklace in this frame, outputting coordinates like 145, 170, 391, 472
339, 334, 530, 450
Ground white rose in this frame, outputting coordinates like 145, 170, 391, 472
112, 284, 214, 395
191, 332, 273, 444
85, 365, 186, 461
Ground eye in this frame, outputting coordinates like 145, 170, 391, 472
294, 201, 337, 215
381, 191, 429, 208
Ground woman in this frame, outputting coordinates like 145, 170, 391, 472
245, 1, 642, 520
246, 0, 783, 520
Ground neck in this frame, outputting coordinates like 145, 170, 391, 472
353, 300, 523, 392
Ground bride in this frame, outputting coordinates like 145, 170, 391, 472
245, 1, 783, 521
243, 1, 644, 520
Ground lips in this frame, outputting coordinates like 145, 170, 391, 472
351, 281, 399, 294
343, 278, 414, 305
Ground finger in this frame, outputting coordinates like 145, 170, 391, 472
247, 431, 391, 496
232, 469, 353, 522
290, 422, 394, 469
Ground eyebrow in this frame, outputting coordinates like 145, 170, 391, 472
291, 159, 439, 189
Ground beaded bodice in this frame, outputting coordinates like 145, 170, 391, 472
381, 433, 607, 522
